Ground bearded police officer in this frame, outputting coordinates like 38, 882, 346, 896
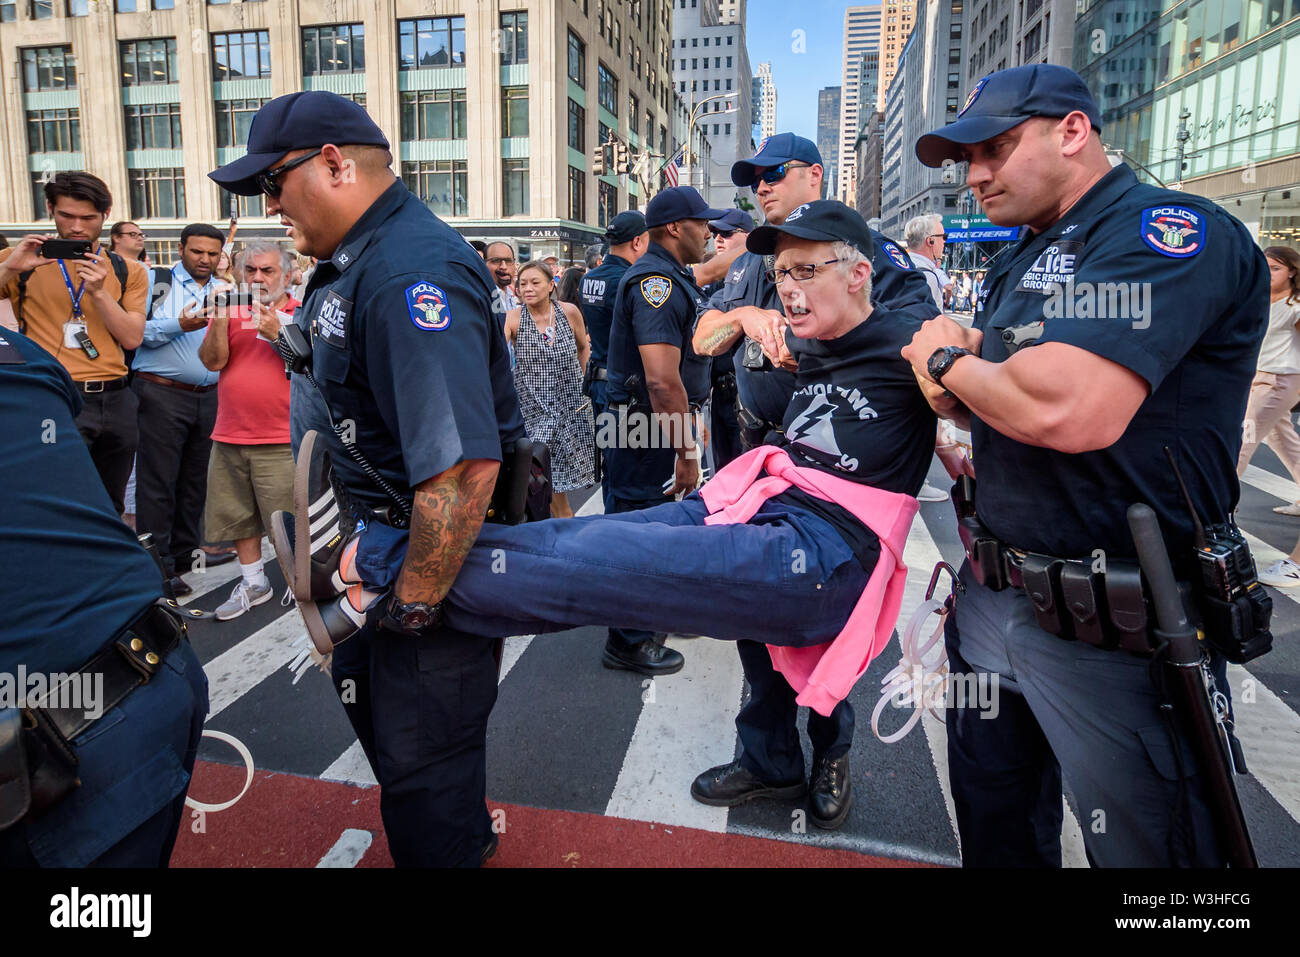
210, 91, 524, 867
902, 64, 1270, 866
687, 134, 937, 829
602, 186, 722, 677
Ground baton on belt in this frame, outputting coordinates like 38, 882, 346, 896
1127, 503, 1257, 868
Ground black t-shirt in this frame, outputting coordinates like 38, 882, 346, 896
774, 307, 937, 567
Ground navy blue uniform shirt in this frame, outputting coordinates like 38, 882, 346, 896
970, 164, 1269, 565
0, 329, 161, 674
705, 227, 939, 429
300, 180, 524, 507
579, 252, 632, 369
607, 241, 712, 407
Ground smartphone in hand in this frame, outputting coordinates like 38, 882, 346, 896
39, 239, 92, 261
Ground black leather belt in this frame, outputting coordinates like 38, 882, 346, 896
77, 376, 130, 394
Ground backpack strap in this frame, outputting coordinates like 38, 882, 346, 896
15, 270, 32, 336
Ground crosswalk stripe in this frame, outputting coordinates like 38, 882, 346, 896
316, 828, 373, 868
1242, 464, 1300, 503
180, 540, 275, 605
204, 612, 307, 718
498, 635, 534, 683
320, 741, 377, 787
1226, 664, 1300, 826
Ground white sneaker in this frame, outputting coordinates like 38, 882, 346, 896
1259, 558, 1300, 588
215, 580, 274, 620
1272, 502, 1300, 516
917, 481, 949, 503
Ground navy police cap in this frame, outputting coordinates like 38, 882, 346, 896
644, 186, 726, 228
915, 64, 1102, 168
731, 133, 823, 188
209, 91, 390, 196
708, 209, 754, 233
746, 200, 873, 259
604, 210, 648, 244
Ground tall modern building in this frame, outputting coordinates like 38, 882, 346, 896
964, 0, 1072, 83
1074, 0, 1299, 245
879, 46, 907, 235
671, 0, 754, 208
817, 85, 841, 198
877, 0, 916, 111
0, 1, 676, 264
839, 4, 881, 204
753, 60, 776, 142
855, 111, 885, 219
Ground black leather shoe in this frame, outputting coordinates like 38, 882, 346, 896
690, 759, 805, 807
166, 575, 192, 598
808, 754, 852, 829
601, 636, 684, 676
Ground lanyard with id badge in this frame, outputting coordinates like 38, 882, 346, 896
59, 257, 100, 360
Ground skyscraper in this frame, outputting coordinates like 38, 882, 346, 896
839, 4, 881, 204
877, 0, 916, 112
817, 86, 842, 200
754, 61, 777, 142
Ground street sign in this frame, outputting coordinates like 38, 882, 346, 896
943, 213, 1019, 242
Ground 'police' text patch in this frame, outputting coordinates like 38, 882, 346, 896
881, 241, 912, 270
405, 281, 452, 331
316, 292, 351, 347
1140, 206, 1205, 258
640, 276, 672, 308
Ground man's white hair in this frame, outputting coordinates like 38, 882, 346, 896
904, 214, 943, 251
236, 239, 293, 276
833, 240, 872, 303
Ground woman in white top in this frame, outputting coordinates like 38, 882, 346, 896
1242, 247, 1300, 585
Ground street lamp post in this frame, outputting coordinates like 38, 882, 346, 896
657, 92, 736, 196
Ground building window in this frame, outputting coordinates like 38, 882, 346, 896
303, 24, 365, 75
67, 0, 89, 14
502, 86, 528, 137
124, 103, 182, 149
400, 90, 469, 140
598, 181, 617, 228
129, 167, 186, 219
219, 191, 265, 219
630, 94, 640, 133
725, 122, 731, 135
398, 17, 467, 70
503, 158, 529, 216
500, 11, 528, 65
402, 160, 469, 217
0, 1, 15, 21
568, 99, 586, 151
29, 1, 53, 19
26, 108, 80, 153
598, 122, 613, 152
215, 98, 269, 148
121, 38, 178, 85
212, 31, 271, 81
726, 56, 733, 67
568, 166, 585, 222
568, 31, 586, 86
22, 46, 76, 92
598, 63, 618, 116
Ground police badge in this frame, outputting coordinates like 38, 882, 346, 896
640, 276, 672, 308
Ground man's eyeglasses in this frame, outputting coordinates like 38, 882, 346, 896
751, 161, 811, 192
930, 233, 947, 242
117, 231, 145, 240
256, 148, 323, 197
486, 257, 517, 266
766, 259, 844, 284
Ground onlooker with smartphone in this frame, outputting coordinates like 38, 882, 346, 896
0, 172, 146, 514
132, 223, 227, 597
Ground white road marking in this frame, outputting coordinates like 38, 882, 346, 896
1242, 464, 1300, 504
180, 540, 275, 605
315, 828, 373, 868
1226, 664, 1300, 825
497, 634, 534, 683
204, 612, 309, 718
320, 741, 377, 787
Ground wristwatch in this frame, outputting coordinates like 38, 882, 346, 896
927, 345, 974, 388
380, 595, 445, 637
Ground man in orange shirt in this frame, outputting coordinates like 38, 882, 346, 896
0, 172, 147, 514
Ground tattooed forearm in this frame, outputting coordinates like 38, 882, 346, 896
698, 321, 740, 355
394, 459, 500, 605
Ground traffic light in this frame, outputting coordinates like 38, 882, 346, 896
614, 142, 630, 175
592, 143, 606, 176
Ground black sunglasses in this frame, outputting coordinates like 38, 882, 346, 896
256, 148, 323, 197
751, 161, 811, 192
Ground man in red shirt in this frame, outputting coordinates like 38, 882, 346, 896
198, 240, 300, 619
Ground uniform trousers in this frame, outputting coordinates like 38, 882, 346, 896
133, 379, 217, 574
944, 560, 1228, 867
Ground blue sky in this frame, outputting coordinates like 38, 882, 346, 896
745, 0, 868, 142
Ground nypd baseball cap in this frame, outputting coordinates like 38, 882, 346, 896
604, 210, 648, 244
746, 200, 873, 258
731, 133, 823, 188
644, 186, 726, 228
708, 209, 754, 234
209, 91, 390, 196
915, 64, 1103, 168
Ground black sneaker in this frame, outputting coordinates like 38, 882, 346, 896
285, 430, 360, 602
297, 587, 372, 656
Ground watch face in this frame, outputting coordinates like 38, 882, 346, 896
404, 609, 431, 630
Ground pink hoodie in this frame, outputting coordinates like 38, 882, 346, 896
699, 445, 919, 717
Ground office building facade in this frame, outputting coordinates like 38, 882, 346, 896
877, 0, 915, 111
817, 84, 841, 198
839, 4, 881, 204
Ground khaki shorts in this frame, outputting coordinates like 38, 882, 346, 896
204, 441, 294, 542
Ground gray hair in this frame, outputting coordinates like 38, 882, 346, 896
236, 239, 294, 275
904, 214, 943, 251
833, 240, 872, 303
584, 243, 606, 269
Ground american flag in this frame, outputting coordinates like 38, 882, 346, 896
663, 155, 681, 187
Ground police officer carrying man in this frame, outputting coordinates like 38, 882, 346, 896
602, 186, 723, 677
0, 326, 207, 867
701, 208, 754, 470
687, 134, 938, 829
210, 91, 524, 867
580, 210, 650, 502
901, 64, 1270, 866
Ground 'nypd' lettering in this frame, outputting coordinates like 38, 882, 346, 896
316, 292, 350, 346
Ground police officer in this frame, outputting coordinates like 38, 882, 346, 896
580, 210, 649, 502
702, 209, 754, 470
902, 64, 1269, 866
210, 92, 524, 867
602, 186, 722, 676
688, 134, 938, 829
0, 325, 207, 867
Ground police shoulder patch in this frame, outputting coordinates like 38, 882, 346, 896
1140, 205, 1206, 258
405, 280, 452, 331
640, 275, 673, 308
882, 241, 912, 269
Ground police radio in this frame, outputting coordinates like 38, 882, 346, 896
1164, 447, 1273, 663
